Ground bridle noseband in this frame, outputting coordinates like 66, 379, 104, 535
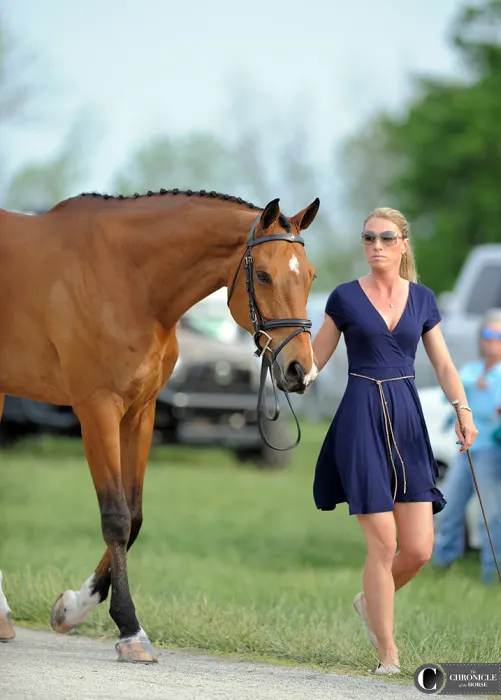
227, 215, 312, 451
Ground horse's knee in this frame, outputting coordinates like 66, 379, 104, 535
100, 497, 131, 547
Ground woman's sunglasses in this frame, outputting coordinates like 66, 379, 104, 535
361, 230, 403, 246
481, 328, 501, 340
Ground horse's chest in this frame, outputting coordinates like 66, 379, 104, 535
122, 336, 178, 404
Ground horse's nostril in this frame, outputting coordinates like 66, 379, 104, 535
286, 361, 305, 384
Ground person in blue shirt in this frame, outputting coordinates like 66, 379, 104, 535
432, 308, 501, 584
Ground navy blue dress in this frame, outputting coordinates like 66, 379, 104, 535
313, 279, 447, 516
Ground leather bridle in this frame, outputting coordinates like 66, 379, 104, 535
227, 215, 312, 451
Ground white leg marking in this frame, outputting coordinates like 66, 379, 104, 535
289, 254, 300, 275
60, 574, 101, 626
119, 627, 150, 644
0, 570, 11, 614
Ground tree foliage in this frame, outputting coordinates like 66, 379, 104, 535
339, 0, 501, 292
4, 114, 99, 211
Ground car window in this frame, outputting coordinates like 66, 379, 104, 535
466, 264, 501, 314
182, 299, 248, 343
307, 294, 329, 334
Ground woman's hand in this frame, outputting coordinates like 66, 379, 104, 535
455, 411, 479, 453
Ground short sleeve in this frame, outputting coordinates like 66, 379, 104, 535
422, 288, 442, 335
325, 287, 345, 331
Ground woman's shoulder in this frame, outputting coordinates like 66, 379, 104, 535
324, 280, 359, 329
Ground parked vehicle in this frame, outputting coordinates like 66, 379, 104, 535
416, 243, 501, 387
154, 290, 292, 468
0, 289, 293, 469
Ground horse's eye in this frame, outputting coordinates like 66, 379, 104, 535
256, 271, 272, 284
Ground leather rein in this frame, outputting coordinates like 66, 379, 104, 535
227, 215, 312, 451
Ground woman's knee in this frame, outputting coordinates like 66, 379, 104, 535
399, 543, 433, 570
369, 538, 397, 566
358, 513, 397, 566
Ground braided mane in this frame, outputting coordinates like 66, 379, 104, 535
78, 188, 291, 230
80, 187, 261, 208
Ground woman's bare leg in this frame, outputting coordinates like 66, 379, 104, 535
392, 502, 434, 591
357, 511, 399, 667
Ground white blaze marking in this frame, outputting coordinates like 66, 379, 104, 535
0, 570, 11, 614
289, 254, 300, 275
59, 574, 101, 626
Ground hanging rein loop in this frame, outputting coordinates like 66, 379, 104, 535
227, 215, 312, 451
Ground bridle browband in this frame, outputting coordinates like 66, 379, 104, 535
227, 215, 312, 451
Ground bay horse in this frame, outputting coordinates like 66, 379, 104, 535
0, 188, 320, 661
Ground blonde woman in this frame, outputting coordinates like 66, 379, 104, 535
311, 208, 478, 674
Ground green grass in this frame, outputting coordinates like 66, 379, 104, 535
1, 422, 500, 683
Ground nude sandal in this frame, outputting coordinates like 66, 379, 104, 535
374, 662, 401, 675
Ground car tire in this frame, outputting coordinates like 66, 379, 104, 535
0, 423, 27, 448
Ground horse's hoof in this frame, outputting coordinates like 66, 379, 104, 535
50, 592, 76, 634
116, 633, 158, 663
0, 611, 15, 642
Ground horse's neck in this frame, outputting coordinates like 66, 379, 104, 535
125, 204, 253, 328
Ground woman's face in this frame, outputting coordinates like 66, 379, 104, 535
480, 318, 501, 365
362, 216, 409, 273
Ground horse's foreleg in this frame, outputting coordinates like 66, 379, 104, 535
82, 400, 156, 604
0, 570, 15, 642
50, 394, 155, 662
49, 402, 155, 628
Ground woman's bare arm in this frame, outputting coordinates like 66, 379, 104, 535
422, 324, 478, 452
312, 315, 342, 371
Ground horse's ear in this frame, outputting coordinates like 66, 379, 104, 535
259, 198, 281, 232
291, 198, 320, 231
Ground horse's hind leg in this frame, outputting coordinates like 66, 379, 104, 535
50, 396, 156, 662
0, 570, 15, 642
0, 396, 15, 642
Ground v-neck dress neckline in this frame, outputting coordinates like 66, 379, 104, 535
356, 279, 412, 335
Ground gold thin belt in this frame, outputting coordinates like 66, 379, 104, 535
349, 372, 414, 501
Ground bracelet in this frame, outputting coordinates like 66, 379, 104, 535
458, 405, 472, 413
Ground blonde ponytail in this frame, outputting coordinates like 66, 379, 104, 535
399, 247, 418, 283
364, 206, 419, 283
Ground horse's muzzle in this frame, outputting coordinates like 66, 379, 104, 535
276, 360, 308, 394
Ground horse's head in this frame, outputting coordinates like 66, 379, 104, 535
227, 197, 320, 394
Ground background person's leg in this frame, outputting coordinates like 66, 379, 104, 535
432, 452, 473, 568
472, 447, 501, 584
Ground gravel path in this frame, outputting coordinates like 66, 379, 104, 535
0, 626, 441, 699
